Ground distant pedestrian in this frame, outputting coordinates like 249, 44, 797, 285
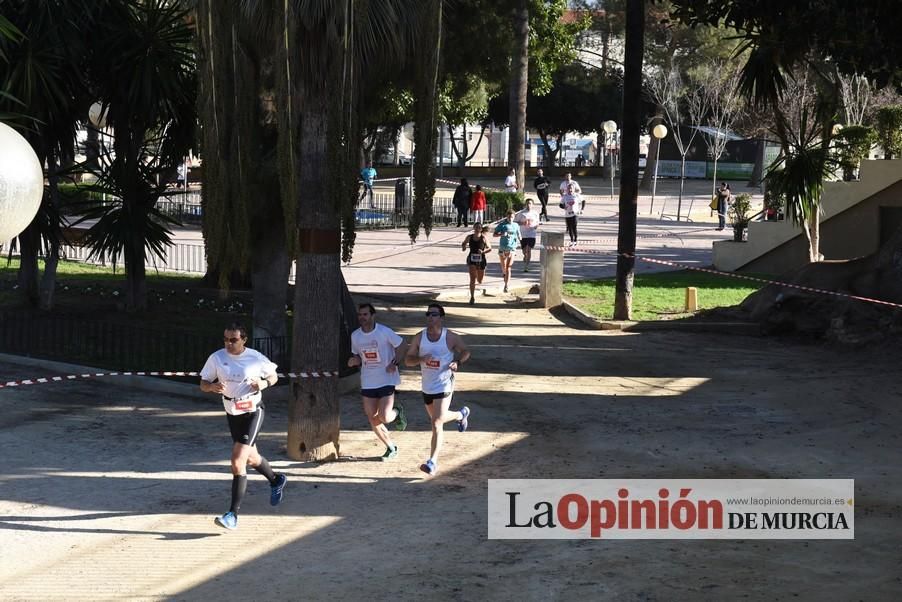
176, 162, 187, 189
462, 222, 492, 304
533, 168, 551, 222
716, 182, 730, 230
404, 303, 472, 476
200, 323, 286, 531
452, 178, 472, 227
514, 199, 540, 272
504, 168, 518, 193
470, 184, 487, 225
348, 303, 407, 460
360, 163, 377, 208
493, 209, 522, 293
561, 182, 582, 245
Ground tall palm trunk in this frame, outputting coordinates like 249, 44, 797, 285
288, 95, 341, 462
614, 0, 645, 320
39, 153, 61, 310
16, 223, 40, 306
507, 0, 528, 185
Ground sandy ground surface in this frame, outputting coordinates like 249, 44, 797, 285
1, 295, 901, 601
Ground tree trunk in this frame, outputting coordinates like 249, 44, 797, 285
125, 235, 148, 312
16, 222, 40, 307
507, 0, 529, 186
808, 216, 820, 262
613, 0, 645, 320
677, 155, 687, 221
39, 155, 61, 311
748, 138, 765, 187
251, 219, 289, 362
288, 98, 341, 462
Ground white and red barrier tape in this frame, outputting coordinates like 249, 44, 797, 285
540, 244, 902, 310
0, 370, 339, 390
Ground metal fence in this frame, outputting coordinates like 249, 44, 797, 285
0, 310, 290, 372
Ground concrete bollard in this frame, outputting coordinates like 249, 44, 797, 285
685, 286, 698, 312
540, 230, 565, 308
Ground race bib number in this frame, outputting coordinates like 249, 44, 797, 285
233, 398, 257, 412
470, 253, 483, 262
362, 348, 381, 366
424, 358, 441, 370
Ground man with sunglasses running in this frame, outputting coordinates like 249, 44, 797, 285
200, 323, 287, 530
405, 303, 471, 476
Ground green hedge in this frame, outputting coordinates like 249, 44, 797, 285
485, 191, 524, 216
875, 105, 902, 159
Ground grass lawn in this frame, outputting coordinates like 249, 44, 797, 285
563, 269, 766, 321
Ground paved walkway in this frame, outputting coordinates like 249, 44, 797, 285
342, 177, 762, 297
166, 177, 763, 298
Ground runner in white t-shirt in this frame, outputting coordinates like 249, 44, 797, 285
348, 303, 407, 460
504, 168, 518, 192
514, 199, 541, 272
200, 322, 286, 531
404, 303, 471, 476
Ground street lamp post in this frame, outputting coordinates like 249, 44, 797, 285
649, 123, 667, 215
603, 120, 617, 202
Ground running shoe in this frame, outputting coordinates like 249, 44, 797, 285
419, 459, 437, 475
393, 403, 407, 431
458, 406, 470, 432
469, 296, 475, 305
270, 473, 287, 506
503, 285, 509, 293
215, 511, 238, 530
382, 445, 399, 461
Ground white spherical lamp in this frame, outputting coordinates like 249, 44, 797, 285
603, 120, 618, 134
88, 102, 108, 128
652, 124, 668, 139
0, 122, 44, 242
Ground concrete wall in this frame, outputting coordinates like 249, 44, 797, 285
713, 159, 902, 274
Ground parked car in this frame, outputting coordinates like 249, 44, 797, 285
376, 151, 412, 166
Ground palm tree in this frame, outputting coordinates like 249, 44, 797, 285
0, 0, 95, 309
83, 0, 196, 312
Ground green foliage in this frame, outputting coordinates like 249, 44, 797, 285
834, 125, 877, 179
669, 0, 902, 103
485, 191, 524, 215
728, 192, 753, 234
528, 0, 588, 95
875, 105, 902, 159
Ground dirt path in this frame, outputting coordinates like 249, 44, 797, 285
1, 297, 900, 600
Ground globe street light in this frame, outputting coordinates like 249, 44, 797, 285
649, 123, 668, 215
0, 122, 44, 244
603, 120, 617, 202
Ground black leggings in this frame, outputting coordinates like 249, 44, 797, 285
565, 216, 578, 242
537, 193, 548, 218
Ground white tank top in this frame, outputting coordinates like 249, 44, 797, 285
419, 327, 454, 394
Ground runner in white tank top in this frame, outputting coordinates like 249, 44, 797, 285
405, 303, 472, 476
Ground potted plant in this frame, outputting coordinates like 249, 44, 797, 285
728, 193, 753, 241
762, 188, 784, 221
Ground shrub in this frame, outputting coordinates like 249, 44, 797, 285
485, 190, 524, 216
875, 105, 902, 159
834, 125, 877, 180
729, 193, 753, 240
